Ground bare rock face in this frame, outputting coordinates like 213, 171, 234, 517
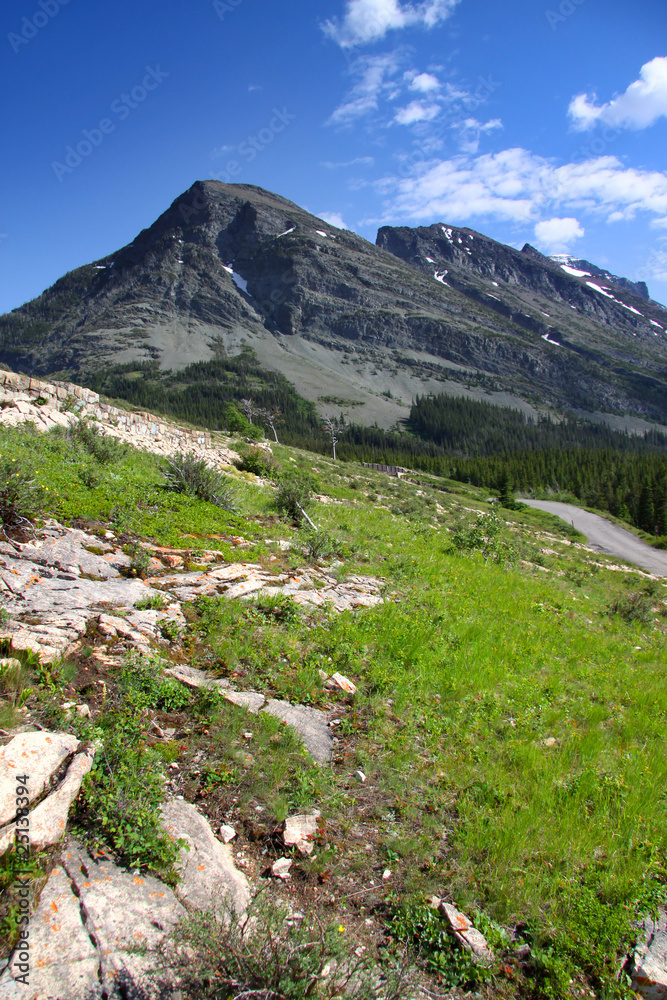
0, 732, 80, 825
631, 909, 667, 999
0, 839, 187, 999
161, 798, 250, 915
0, 733, 98, 853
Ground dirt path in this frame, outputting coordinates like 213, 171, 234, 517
520, 500, 667, 577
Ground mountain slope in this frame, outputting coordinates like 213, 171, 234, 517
2, 181, 667, 426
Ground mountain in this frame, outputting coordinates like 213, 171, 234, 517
547, 253, 651, 302
2, 180, 667, 428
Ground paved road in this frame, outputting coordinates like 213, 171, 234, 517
519, 499, 667, 577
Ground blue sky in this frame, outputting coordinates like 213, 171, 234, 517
1, 0, 666, 314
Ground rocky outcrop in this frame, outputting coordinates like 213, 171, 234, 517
631, 909, 667, 999
0, 368, 237, 470
0, 802, 253, 1000
0, 732, 98, 853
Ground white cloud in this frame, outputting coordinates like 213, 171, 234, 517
373, 147, 667, 227
323, 0, 460, 48
317, 211, 348, 229
395, 100, 441, 124
569, 56, 667, 131
408, 71, 441, 92
322, 156, 375, 169
328, 53, 400, 124
534, 217, 585, 251
453, 116, 502, 153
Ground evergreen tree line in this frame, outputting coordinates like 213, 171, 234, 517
84, 361, 667, 536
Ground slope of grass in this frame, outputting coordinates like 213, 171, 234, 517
1, 422, 666, 998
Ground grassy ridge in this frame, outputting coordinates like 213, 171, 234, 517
1, 422, 666, 997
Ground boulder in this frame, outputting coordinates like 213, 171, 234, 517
161, 798, 249, 915
283, 811, 321, 856
439, 902, 494, 964
28, 743, 99, 849
0, 731, 79, 826
632, 909, 667, 999
262, 700, 333, 766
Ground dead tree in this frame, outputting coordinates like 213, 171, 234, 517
239, 398, 255, 424
324, 416, 339, 461
257, 407, 281, 444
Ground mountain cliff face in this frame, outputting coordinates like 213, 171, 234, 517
547, 253, 651, 301
2, 181, 667, 427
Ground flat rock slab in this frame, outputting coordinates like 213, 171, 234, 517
166, 664, 230, 691
0, 731, 79, 826
0, 864, 103, 1000
161, 798, 250, 915
62, 840, 186, 998
28, 743, 98, 850
19, 532, 125, 580
633, 908, 667, 998
263, 700, 333, 766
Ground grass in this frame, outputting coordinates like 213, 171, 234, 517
1, 421, 666, 996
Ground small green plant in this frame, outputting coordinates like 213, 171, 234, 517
161, 452, 237, 510
124, 542, 151, 579
0, 460, 40, 531
135, 593, 168, 611
75, 708, 183, 882
388, 900, 481, 988
274, 470, 315, 525
607, 591, 653, 625
120, 655, 191, 712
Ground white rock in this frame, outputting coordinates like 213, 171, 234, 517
355, 770, 366, 783
632, 908, 667, 998
28, 743, 99, 849
272, 857, 293, 879
284, 811, 320, 856
0, 731, 79, 826
219, 824, 237, 843
161, 798, 249, 914
326, 672, 357, 694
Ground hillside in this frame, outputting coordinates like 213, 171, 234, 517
0, 375, 666, 1000
2, 181, 667, 430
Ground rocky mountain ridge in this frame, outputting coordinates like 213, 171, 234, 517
2, 181, 667, 426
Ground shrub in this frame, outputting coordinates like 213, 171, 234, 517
301, 529, 341, 563
75, 714, 182, 882
70, 420, 127, 464
275, 470, 315, 525
0, 460, 40, 531
161, 452, 237, 511
452, 511, 514, 565
607, 591, 653, 625
169, 895, 413, 1000
235, 444, 279, 478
